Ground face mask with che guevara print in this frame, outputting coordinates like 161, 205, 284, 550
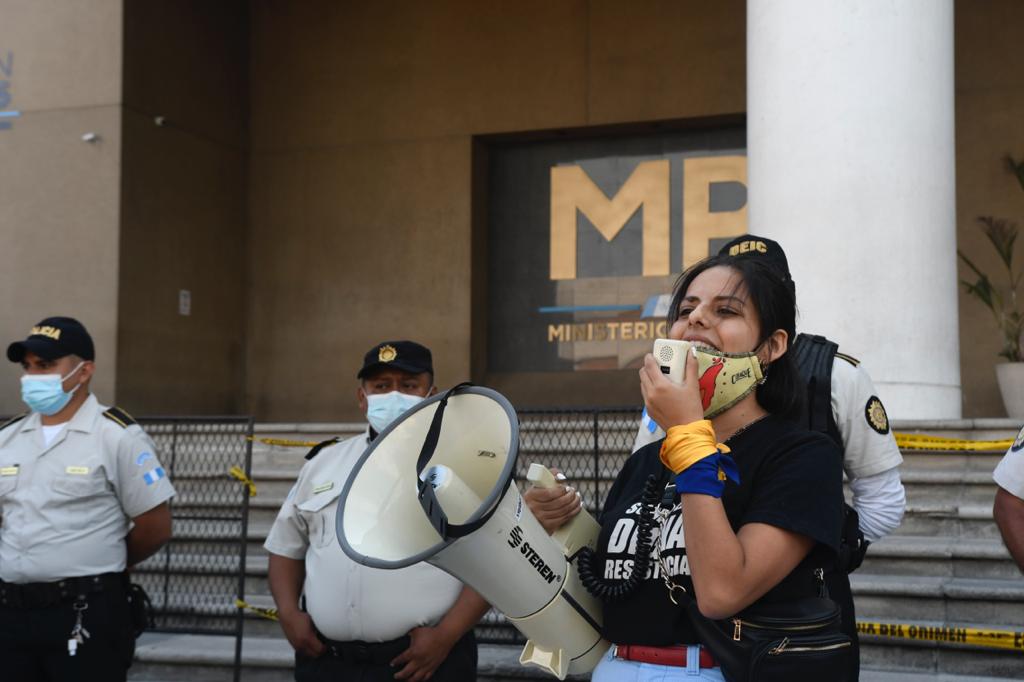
690, 346, 764, 418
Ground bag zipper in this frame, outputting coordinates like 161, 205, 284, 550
733, 618, 833, 633
769, 638, 852, 655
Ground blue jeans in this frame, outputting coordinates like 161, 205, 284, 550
591, 645, 726, 682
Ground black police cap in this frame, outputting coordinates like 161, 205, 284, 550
718, 234, 794, 284
7, 316, 95, 363
357, 340, 434, 379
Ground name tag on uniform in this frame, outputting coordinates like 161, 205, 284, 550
0, 466, 18, 476
313, 482, 334, 494
66, 466, 90, 475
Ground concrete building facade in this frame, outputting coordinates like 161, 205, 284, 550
1, 1, 1022, 422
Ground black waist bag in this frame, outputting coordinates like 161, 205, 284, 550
126, 582, 154, 638
681, 594, 852, 682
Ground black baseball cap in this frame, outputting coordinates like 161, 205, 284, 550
7, 317, 95, 363
357, 340, 433, 379
718, 234, 794, 284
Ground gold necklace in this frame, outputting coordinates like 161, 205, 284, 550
724, 413, 769, 443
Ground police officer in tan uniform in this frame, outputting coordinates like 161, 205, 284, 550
0, 317, 175, 682
266, 340, 489, 682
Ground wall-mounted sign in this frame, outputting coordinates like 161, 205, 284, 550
487, 126, 747, 373
0, 51, 19, 131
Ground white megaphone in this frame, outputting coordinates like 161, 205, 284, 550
336, 384, 609, 679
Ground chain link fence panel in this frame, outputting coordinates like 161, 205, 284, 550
133, 417, 254, 682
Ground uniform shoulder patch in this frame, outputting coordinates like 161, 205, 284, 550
305, 437, 340, 461
865, 396, 890, 435
0, 413, 27, 433
835, 351, 860, 367
1012, 426, 1024, 453
103, 407, 138, 428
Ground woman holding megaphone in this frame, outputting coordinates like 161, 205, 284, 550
525, 253, 849, 682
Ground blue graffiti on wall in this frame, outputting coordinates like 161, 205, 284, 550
0, 52, 20, 131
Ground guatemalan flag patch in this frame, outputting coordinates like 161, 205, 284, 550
143, 467, 166, 486
641, 407, 658, 434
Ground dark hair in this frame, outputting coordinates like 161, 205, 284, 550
668, 254, 803, 419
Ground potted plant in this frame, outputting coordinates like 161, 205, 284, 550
958, 155, 1024, 418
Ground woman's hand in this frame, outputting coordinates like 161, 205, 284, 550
639, 350, 705, 431
523, 470, 581, 534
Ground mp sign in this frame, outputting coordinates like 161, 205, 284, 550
487, 126, 748, 374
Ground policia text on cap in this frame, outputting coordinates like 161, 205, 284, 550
0, 316, 176, 682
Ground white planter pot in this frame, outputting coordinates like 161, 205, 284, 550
996, 362, 1024, 419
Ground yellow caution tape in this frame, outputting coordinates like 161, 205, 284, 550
228, 466, 257, 497
235, 598, 278, 621
245, 432, 1017, 453
246, 436, 322, 448
857, 621, 1024, 651
894, 433, 1014, 452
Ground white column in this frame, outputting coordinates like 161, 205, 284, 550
746, 0, 959, 419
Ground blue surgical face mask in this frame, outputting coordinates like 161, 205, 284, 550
20, 362, 85, 416
365, 391, 425, 433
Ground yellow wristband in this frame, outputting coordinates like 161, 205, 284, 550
659, 420, 732, 474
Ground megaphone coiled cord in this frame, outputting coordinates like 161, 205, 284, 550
576, 474, 663, 601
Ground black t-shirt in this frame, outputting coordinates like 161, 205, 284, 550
595, 414, 844, 646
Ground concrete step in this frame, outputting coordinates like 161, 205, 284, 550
892, 503, 1001, 539
861, 535, 1017, 579
852, 574, 1024, 627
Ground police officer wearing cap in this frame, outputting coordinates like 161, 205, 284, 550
621, 236, 905, 680
0, 317, 176, 681
265, 340, 489, 682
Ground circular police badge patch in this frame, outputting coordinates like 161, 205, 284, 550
1012, 426, 1024, 452
865, 396, 890, 435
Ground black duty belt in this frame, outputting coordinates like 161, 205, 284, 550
319, 634, 411, 664
0, 572, 126, 609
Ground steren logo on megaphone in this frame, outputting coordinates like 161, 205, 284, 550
508, 525, 561, 584
508, 525, 524, 548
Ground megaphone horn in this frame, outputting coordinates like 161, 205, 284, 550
337, 384, 609, 679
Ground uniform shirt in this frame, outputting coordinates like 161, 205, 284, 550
264, 429, 464, 642
601, 415, 843, 646
993, 425, 1024, 498
0, 394, 176, 583
829, 356, 903, 479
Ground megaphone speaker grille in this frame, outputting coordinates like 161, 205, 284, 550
658, 345, 674, 363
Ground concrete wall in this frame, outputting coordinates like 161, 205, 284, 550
116, 1, 249, 414
955, 0, 1024, 417
0, 1, 123, 414
247, 0, 747, 421
4, 2, 1013, 420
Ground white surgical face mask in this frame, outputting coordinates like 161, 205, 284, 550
20, 361, 85, 416
365, 391, 425, 432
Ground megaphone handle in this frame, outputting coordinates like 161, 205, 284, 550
526, 463, 558, 489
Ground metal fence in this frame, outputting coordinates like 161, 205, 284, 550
475, 406, 643, 644
133, 416, 254, 682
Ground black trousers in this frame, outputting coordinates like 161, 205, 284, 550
0, 582, 134, 682
826, 569, 860, 682
296, 630, 477, 682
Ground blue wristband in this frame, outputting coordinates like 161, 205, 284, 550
673, 451, 740, 498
